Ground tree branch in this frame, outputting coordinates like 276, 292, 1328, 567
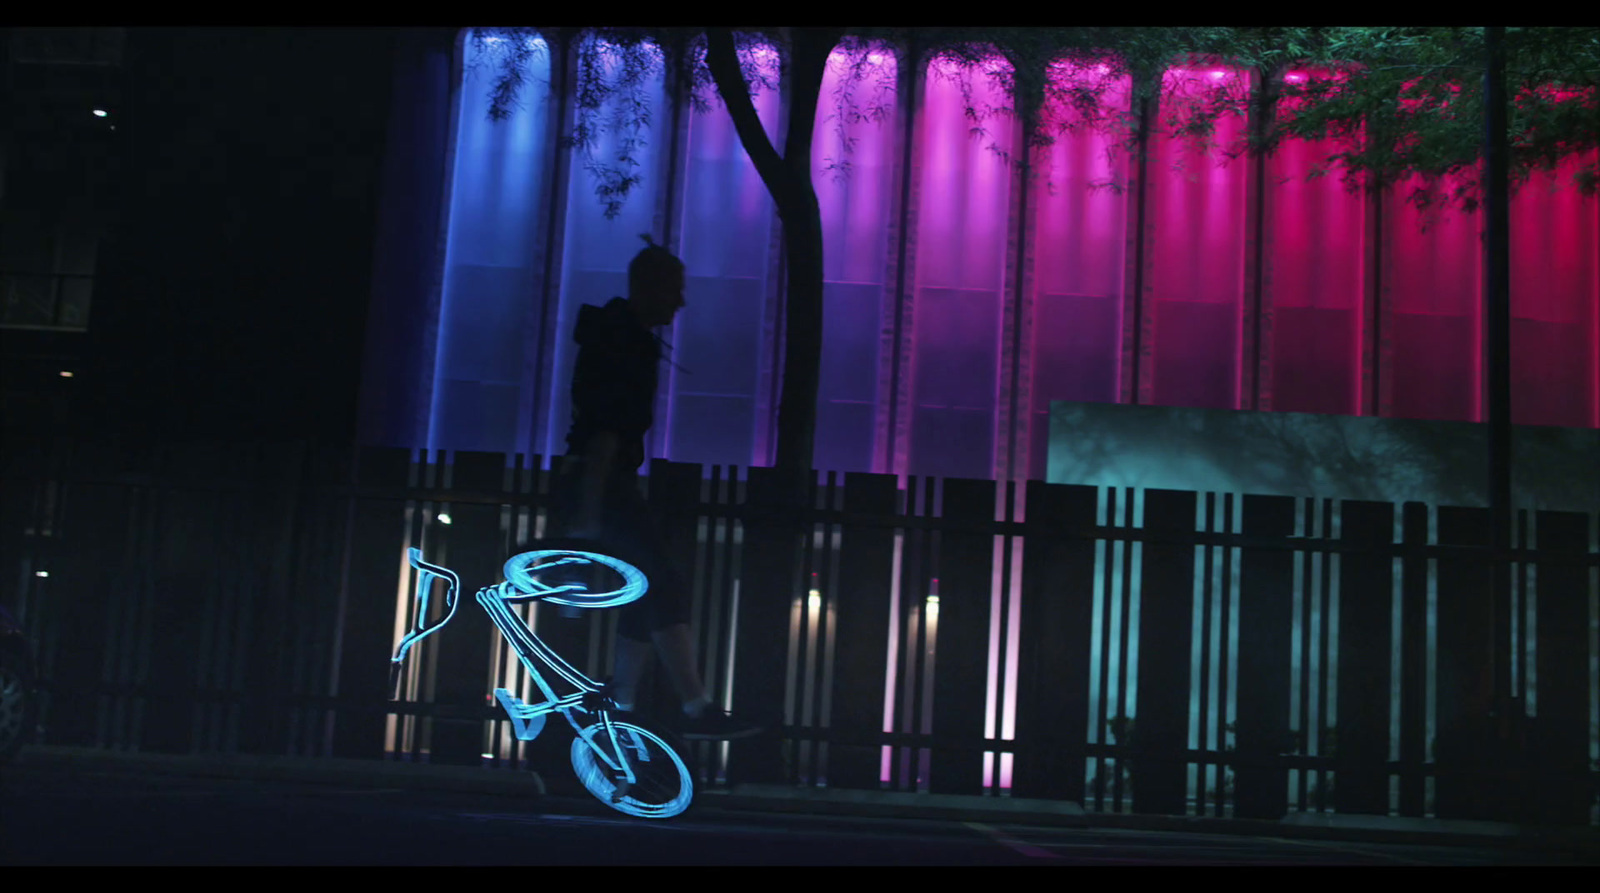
704, 29, 790, 201
783, 29, 843, 182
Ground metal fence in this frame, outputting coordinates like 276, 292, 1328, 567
2, 436, 1596, 825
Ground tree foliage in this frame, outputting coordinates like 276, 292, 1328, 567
469, 26, 1599, 215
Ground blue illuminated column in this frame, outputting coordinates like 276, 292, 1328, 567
543, 36, 673, 465
664, 41, 784, 470
429, 31, 556, 458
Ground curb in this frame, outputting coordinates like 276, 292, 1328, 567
9, 746, 546, 799
10, 746, 1598, 858
700, 784, 1091, 827
1073, 809, 1599, 856
700, 785, 1599, 857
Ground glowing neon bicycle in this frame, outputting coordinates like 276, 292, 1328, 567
388, 544, 693, 819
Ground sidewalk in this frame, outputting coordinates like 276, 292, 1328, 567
10, 745, 1598, 858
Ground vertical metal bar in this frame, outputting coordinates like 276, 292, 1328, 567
1218, 492, 1237, 816
1515, 509, 1528, 703
1398, 502, 1429, 816
996, 479, 1017, 790
1297, 497, 1314, 811
800, 508, 822, 785
1318, 498, 1334, 810
1115, 487, 1135, 810
897, 477, 921, 789
818, 473, 842, 787
1197, 493, 1215, 814
1096, 487, 1117, 811
912, 476, 935, 788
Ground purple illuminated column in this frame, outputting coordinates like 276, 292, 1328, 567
811, 46, 901, 474
901, 54, 1017, 481
666, 42, 784, 470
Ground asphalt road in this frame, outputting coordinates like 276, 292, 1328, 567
0, 762, 1592, 866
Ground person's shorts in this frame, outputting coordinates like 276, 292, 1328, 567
548, 467, 693, 642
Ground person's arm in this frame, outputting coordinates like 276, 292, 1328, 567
571, 428, 621, 536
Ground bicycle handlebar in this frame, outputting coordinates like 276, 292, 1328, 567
388, 549, 463, 697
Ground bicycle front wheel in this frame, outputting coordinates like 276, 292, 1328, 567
570, 719, 693, 819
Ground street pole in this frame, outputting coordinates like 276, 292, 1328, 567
1482, 25, 1514, 790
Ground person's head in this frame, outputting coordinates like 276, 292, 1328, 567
627, 236, 685, 328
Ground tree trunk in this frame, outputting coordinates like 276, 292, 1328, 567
774, 184, 825, 485
704, 28, 840, 505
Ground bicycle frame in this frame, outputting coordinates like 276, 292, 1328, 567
389, 547, 649, 788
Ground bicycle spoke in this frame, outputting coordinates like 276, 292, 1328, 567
570, 720, 692, 819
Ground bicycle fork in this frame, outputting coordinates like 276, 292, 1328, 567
583, 712, 650, 803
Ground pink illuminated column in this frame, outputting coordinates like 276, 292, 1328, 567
1141, 66, 1252, 410
1380, 172, 1484, 422
1508, 150, 1600, 429
811, 46, 902, 475
1262, 69, 1367, 417
1022, 61, 1132, 480
899, 53, 1019, 481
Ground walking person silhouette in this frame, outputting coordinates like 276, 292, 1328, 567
553, 235, 761, 740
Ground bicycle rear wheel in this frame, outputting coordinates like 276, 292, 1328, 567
570, 719, 692, 819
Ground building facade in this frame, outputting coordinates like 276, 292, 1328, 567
0, 28, 123, 432
359, 29, 1600, 483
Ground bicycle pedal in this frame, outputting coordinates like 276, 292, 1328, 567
493, 688, 547, 742
611, 780, 632, 803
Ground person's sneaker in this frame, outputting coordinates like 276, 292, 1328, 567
678, 706, 763, 740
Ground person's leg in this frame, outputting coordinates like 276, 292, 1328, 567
608, 633, 654, 712
650, 623, 709, 715
613, 577, 709, 712
614, 544, 762, 736
609, 497, 709, 714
